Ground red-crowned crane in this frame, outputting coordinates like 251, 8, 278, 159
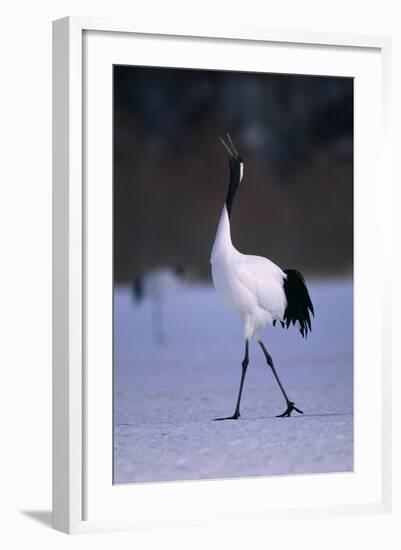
211, 133, 314, 420
132, 259, 185, 345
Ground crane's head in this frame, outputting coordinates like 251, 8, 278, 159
220, 133, 244, 182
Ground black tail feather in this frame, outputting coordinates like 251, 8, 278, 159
281, 269, 314, 338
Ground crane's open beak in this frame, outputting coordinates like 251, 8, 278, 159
220, 132, 239, 158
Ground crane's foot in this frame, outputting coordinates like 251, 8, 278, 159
276, 401, 303, 418
214, 412, 240, 421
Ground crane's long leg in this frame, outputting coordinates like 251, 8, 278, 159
215, 340, 249, 421
152, 299, 165, 345
258, 340, 303, 418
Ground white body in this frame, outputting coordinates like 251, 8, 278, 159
211, 206, 287, 341
141, 267, 183, 301
136, 267, 184, 344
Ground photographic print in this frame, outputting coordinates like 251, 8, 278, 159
113, 65, 353, 484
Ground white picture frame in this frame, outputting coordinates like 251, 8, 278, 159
52, 16, 392, 534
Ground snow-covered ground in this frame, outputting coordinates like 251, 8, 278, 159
114, 278, 353, 484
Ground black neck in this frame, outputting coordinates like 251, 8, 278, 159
225, 159, 241, 218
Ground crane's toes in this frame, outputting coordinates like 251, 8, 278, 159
276, 401, 303, 418
214, 413, 240, 421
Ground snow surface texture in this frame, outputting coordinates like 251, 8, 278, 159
114, 279, 353, 484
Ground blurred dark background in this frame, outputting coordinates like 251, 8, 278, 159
113, 66, 353, 283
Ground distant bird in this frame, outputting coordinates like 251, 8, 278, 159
132, 259, 186, 345
211, 133, 314, 419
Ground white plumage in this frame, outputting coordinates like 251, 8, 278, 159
210, 133, 314, 420
137, 267, 182, 300
211, 206, 287, 341
132, 261, 185, 345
